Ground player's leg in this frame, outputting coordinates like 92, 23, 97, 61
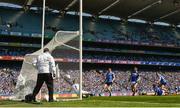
107, 84, 112, 96
32, 74, 45, 101
131, 83, 135, 96
132, 83, 137, 96
154, 91, 157, 96
45, 73, 54, 102
99, 84, 108, 96
102, 83, 108, 92
104, 84, 108, 92
134, 83, 138, 92
132, 85, 135, 96
161, 84, 169, 95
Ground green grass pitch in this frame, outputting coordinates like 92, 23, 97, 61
0, 96, 180, 107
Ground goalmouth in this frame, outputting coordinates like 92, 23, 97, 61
14, 30, 82, 101
14, 0, 83, 101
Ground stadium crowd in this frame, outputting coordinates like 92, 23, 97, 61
36, 49, 180, 63
0, 66, 179, 95
0, 48, 179, 63
0, 48, 35, 56
84, 54, 180, 63
0, 66, 20, 95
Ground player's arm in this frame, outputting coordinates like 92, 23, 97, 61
157, 77, 161, 84
112, 73, 115, 82
32, 57, 38, 69
95, 70, 106, 81
49, 56, 56, 78
137, 74, 141, 82
129, 73, 132, 82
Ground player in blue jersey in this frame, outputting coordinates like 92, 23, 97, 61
153, 84, 164, 96
129, 67, 140, 96
156, 73, 168, 92
99, 68, 115, 96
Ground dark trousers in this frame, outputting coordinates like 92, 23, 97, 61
32, 73, 54, 101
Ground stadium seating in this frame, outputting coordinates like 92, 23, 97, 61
0, 8, 180, 46
0, 47, 179, 63
83, 54, 180, 63
0, 48, 34, 56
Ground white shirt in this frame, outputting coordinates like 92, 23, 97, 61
33, 52, 55, 74
72, 84, 79, 93
71, 84, 90, 94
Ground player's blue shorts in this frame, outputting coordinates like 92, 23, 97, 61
157, 90, 163, 96
160, 82, 167, 85
105, 82, 113, 86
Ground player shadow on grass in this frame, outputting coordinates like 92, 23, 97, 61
21, 99, 43, 105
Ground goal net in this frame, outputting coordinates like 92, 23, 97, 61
14, 31, 82, 101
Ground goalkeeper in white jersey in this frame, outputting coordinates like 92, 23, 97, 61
71, 79, 80, 94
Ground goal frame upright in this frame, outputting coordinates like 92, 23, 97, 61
79, 0, 83, 101
41, 0, 83, 101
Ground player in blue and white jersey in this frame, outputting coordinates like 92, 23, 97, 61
100, 68, 115, 96
153, 84, 164, 96
129, 67, 140, 96
156, 73, 168, 92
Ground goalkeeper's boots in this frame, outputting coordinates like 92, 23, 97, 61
49, 99, 54, 102
32, 97, 37, 102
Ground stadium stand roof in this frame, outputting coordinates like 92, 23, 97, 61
0, 0, 180, 25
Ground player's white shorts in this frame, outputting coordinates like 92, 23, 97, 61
131, 81, 137, 85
